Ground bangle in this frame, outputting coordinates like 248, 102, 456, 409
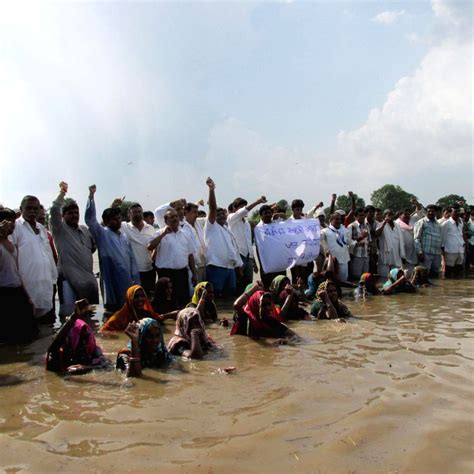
129, 357, 141, 363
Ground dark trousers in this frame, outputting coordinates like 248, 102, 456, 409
0, 286, 38, 343
157, 267, 189, 309
139, 269, 156, 297
236, 255, 254, 295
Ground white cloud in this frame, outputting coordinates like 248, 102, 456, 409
202, 0, 472, 205
372, 10, 405, 25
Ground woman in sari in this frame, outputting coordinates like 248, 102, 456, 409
187, 281, 218, 323
100, 285, 176, 333
151, 277, 178, 314
269, 275, 309, 320
310, 280, 353, 320
411, 266, 431, 287
354, 272, 381, 299
167, 307, 217, 358
46, 300, 111, 374
231, 282, 300, 342
382, 268, 417, 295
117, 318, 172, 377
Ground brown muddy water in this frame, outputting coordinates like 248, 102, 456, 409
1, 279, 473, 473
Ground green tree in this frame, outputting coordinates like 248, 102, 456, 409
277, 199, 289, 212
371, 185, 417, 212
118, 200, 136, 222
335, 194, 366, 213
248, 209, 261, 227
436, 194, 467, 208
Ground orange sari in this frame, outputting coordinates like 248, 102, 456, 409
99, 285, 164, 332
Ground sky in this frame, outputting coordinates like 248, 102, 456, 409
0, 0, 472, 216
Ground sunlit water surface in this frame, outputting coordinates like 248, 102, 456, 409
1, 280, 473, 473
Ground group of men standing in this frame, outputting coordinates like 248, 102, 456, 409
1, 178, 472, 343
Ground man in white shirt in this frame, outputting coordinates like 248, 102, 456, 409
320, 213, 351, 281
441, 206, 465, 278
204, 177, 242, 298
12, 195, 58, 318
227, 194, 266, 294
348, 207, 370, 280
375, 209, 406, 281
148, 209, 197, 308
121, 203, 156, 296
154, 198, 186, 229
182, 202, 207, 283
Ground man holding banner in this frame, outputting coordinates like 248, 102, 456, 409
254, 215, 321, 286
320, 213, 351, 281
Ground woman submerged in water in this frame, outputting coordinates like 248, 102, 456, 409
383, 268, 417, 295
167, 300, 218, 358
354, 273, 381, 299
187, 281, 218, 324
118, 318, 172, 377
231, 281, 301, 343
310, 280, 354, 321
100, 285, 177, 333
269, 275, 309, 320
46, 300, 112, 374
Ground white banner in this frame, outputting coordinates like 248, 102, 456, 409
254, 219, 321, 273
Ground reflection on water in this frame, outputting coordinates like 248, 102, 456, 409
1, 280, 473, 472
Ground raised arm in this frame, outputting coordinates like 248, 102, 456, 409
207, 177, 217, 224
307, 201, 323, 218
124, 322, 142, 377
50, 181, 68, 235
329, 193, 337, 215
84, 184, 103, 243
233, 281, 263, 311
46, 300, 88, 372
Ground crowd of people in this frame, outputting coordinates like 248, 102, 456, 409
1, 178, 473, 377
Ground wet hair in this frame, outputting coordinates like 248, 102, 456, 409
20, 195, 40, 209
374, 207, 382, 213
330, 212, 341, 221
102, 207, 121, 224
232, 197, 247, 211
355, 207, 365, 216
184, 203, 198, 213
426, 204, 437, 211
217, 207, 226, 214
197, 210, 207, 217
0, 208, 16, 220
291, 199, 304, 209
143, 211, 154, 219
259, 204, 272, 216
62, 200, 79, 215
227, 203, 234, 213
365, 205, 375, 213
451, 203, 460, 211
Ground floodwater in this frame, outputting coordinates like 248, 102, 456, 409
1, 279, 473, 473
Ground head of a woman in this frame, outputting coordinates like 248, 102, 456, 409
360, 273, 378, 293
194, 281, 214, 302
134, 318, 170, 365
68, 320, 97, 364
132, 287, 146, 311
155, 277, 173, 301
270, 275, 290, 297
412, 266, 429, 285
388, 268, 404, 283
260, 293, 273, 318
317, 280, 338, 304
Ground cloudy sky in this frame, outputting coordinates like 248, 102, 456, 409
0, 0, 472, 215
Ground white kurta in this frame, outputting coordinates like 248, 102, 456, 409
377, 221, 406, 267
12, 217, 58, 316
